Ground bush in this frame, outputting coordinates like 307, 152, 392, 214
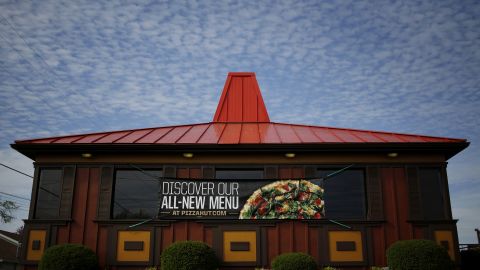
38, 244, 98, 270
386, 239, 453, 270
460, 247, 480, 270
161, 241, 218, 270
271, 252, 317, 270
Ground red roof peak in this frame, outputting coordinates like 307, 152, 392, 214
213, 72, 270, 123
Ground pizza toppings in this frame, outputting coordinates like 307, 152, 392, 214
239, 180, 325, 219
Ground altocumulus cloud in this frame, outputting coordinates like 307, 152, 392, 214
0, 0, 480, 242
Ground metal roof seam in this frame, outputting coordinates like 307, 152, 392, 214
269, 121, 466, 142
194, 123, 212, 143
254, 76, 270, 122
111, 131, 135, 143
325, 127, 346, 143
152, 127, 174, 144
412, 135, 428, 143
213, 123, 227, 144
240, 77, 244, 122
388, 133, 409, 143
131, 129, 155, 143
89, 133, 112, 143
348, 132, 368, 143
70, 134, 92, 144
289, 124, 304, 143
307, 127, 326, 143
213, 75, 232, 122
236, 123, 243, 144
367, 131, 389, 143
272, 123, 285, 143
173, 125, 194, 143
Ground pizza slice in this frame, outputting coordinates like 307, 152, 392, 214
239, 180, 325, 219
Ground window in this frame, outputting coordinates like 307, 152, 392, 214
316, 169, 366, 219
419, 168, 446, 220
113, 170, 162, 219
35, 169, 62, 219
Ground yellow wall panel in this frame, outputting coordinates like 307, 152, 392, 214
116, 231, 150, 262
328, 231, 363, 262
434, 230, 455, 260
26, 230, 46, 261
223, 231, 257, 262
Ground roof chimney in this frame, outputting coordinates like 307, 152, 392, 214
213, 72, 270, 122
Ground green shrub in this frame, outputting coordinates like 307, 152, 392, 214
160, 241, 218, 270
460, 247, 480, 270
271, 252, 317, 270
386, 239, 453, 270
38, 244, 98, 270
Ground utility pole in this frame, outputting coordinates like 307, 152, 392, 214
475, 228, 480, 244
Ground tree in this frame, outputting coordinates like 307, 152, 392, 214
16, 224, 24, 235
0, 200, 19, 223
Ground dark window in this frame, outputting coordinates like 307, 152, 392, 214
419, 168, 446, 220
316, 169, 366, 219
113, 170, 162, 219
35, 169, 62, 219
215, 169, 264, 179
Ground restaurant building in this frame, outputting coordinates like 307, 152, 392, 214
12, 72, 468, 269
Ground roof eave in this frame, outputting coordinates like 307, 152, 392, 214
11, 141, 469, 161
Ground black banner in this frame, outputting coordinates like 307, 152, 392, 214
158, 178, 325, 219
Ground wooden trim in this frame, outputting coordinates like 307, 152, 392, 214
59, 165, 76, 219
96, 166, 114, 220
109, 225, 155, 266
324, 225, 368, 266
29, 166, 40, 220
153, 226, 162, 266
264, 165, 278, 179
428, 223, 461, 263
406, 166, 423, 220
20, 224, 52, 265
260, 227, 268, 266
216, 225, 263, 267
366, 166, 384, 220
34, 152, 448, 164
441, 166, 453, 219
164, 165, 176, 178
202, 165, 215, 179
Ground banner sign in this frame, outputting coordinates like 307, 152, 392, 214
158, 178, 325, 219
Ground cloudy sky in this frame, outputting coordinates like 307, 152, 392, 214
0, 0, 479, 243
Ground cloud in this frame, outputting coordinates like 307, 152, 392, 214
0, 148, 34, 232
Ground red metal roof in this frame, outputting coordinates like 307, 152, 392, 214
213, 72, 270, 122
14, 122, 466, 145
13, 72, 467, 145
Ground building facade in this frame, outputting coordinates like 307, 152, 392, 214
13, 72, 468, 269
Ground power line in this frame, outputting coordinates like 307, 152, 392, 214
0, 163, 33, 178
0, 191, 30, 201
0, 15, 54, 75
0, 162, 59, 198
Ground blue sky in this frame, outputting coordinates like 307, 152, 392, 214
0, 0, 479, 243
